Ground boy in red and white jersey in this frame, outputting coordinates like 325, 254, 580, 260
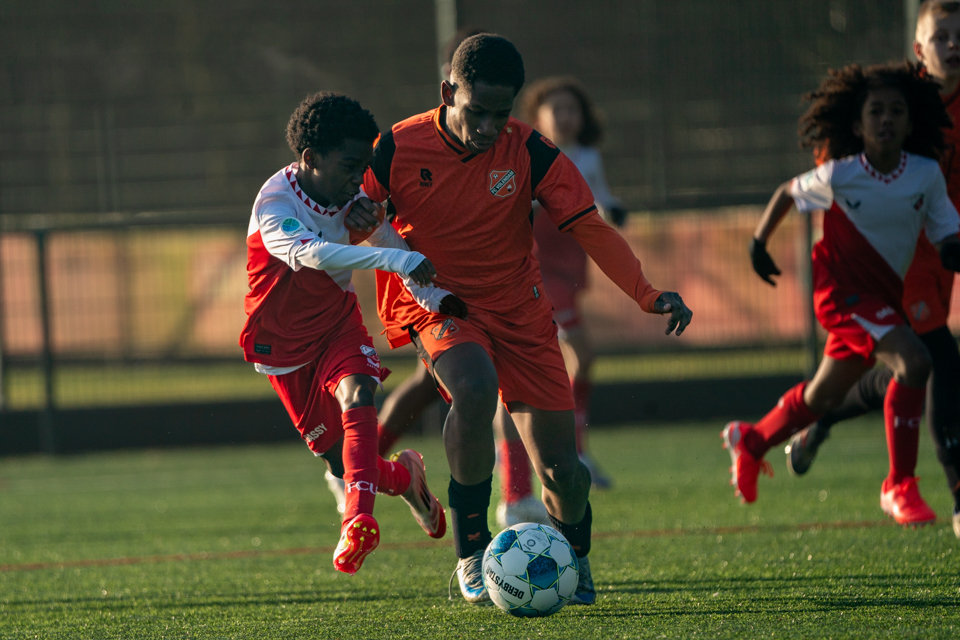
731, 62, 960, 526
348, 34, 692, 605
240, 93, 465, 575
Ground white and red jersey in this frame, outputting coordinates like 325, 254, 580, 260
790, 152, 960, 312
240, 164, 447, 368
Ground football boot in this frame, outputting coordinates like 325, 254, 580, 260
784, 421, 830, 476
568, 555, 596, 605
333, 513, 380, 575
495, 495, 550, 528
392, 449, 446, 539
880, 477, 936, 527
448, 550, 492, 605
722, 421, 772, 504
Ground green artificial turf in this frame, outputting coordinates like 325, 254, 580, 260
2, 348, 809, 410
1, 419, 958, 639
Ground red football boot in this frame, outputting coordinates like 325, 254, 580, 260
333, 513, 380, 575
722, 421, 772, 504
880, 477, 936, 527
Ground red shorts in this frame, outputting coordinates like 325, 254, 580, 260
816, 292, 906, 366
902, 236, 955, 335
540, 274, 582, 335
407, 292, 574, 412
268, 324, 384, 455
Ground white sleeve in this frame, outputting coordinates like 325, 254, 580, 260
580, 148, 622, 214
254, 197, 321, 270
923, 169, 960, 243
789, 162, 835, 213
363, 217, 455, 313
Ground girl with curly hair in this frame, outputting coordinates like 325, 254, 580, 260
722, 61, 960, 525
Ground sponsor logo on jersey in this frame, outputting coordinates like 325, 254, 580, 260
431, 318, 459, 340
281, 217, 304, 236
254, 343, 272, 355
533, 285, 540, 299
346, 480, 377, 494
489, 169, 517, 197
420, 168, 433, 187
304, 423, 327, 443
875, 306, 895, 320
912, 193, 925, 210
844, 198, 861, 210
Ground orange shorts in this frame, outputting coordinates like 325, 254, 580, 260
268, 324, 385, 455
903, 236, 955, 335
407, 293, 574, 412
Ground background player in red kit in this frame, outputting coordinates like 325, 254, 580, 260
240, 93, 462, 575
349, 34, 692, 605
730, 62, 960, 526
783, 0, 960, 538
520, 75, 630, 490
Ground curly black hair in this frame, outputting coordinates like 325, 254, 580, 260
519, 76, 603, 147
798, 60, 949, 161
285, 92, 379, 158
450, 33, 524, 94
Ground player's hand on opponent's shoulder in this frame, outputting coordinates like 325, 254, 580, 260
653, 291, 692, 336
439, 294, 468, 319
749, 237, 781, 286
345, 197, 383, 233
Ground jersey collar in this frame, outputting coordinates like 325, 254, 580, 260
283, 163, 340, 214
433, 106, 478, 163
858, 152, 907, 184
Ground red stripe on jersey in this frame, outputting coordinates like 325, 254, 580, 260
813, 201, 906, 316
240, 230, 363, 366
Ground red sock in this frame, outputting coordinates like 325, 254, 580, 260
377, 423, 400, 457
884, 378, 925, 485
341, 406, 380, 521
572, 378, 591, 454
376, 456, 411, 496
744, 382, 822, 458
500, 438, 532, 503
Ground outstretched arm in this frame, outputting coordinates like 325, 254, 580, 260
567, 213, 692, 336
749, 181, 794, 286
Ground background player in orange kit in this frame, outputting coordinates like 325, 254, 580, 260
783, 0, 960, 537
240, 93, 462, 575
518, 76, 630, 490
730, 62, 960, 526
348, 34, 692, 605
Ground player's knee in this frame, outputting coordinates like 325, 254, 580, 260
337, 376, 377, 411
900, 345, 932, 388
446, 372, 499, 410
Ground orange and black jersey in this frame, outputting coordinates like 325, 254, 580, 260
364, 106, 661, 347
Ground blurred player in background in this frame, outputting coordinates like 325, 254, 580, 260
518, 76, 629, 490
350, 34, 692, 605
730, 62, 960, 526
783, 0, 960, 537
240, 92, 460, 574
366, 26, 552, 530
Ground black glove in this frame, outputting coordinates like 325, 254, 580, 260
749, 237, 781, 286
941, 241, 960, 272
607, 205, 628, 228
439, 294, 468, 319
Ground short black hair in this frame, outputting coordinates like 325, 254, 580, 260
285, 92, 379, 158
450, 33, 525, 94
798, 60, 948, 161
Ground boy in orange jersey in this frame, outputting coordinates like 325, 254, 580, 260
347, 34, 692, 605
783, 0, 960, 537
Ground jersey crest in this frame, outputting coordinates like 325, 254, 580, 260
489, 169, 517, 198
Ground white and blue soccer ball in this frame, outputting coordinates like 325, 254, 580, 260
482, 523, 579, 617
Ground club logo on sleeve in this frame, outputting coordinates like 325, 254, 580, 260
489, 169, 517, 198
430, 318, 459, 340
912, 193, 925, 210
281, 217, 304, 236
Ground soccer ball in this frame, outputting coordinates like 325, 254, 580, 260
482, 523, 579, 617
